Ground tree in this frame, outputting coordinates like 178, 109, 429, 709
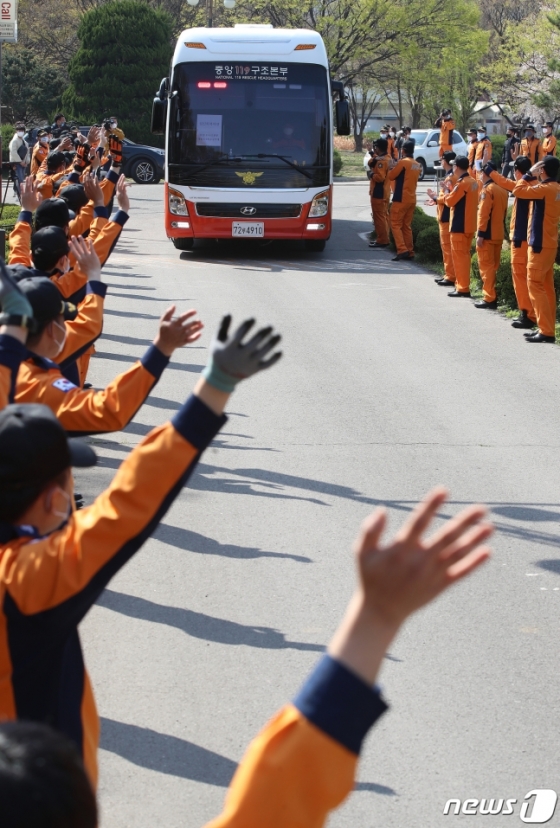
62, 0, 173, 145
1, 47, 65, 124
347, 79, 382, 151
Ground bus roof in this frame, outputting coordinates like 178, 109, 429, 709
173, 27, 328, 66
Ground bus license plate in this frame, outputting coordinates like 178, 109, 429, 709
232, 222, 264, 237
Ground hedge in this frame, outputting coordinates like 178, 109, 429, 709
333, 149, 343, 175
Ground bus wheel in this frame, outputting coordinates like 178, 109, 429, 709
172, 238, 194, 250
304, 239, 326, 252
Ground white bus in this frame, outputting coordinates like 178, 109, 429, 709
151, 25, 349, 252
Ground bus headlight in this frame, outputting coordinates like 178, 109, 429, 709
169, 188, 189, 215
308, 191, 329, 217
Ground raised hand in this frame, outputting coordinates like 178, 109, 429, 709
116, 175, 130, 213
83, 173, 104, 208
73, 143, 91, 173
328, 488, 493, 684
202, 315, 282, 392
68, 236, 102, 282
108, 135, 123, 166
20, 177, 43, 213
153, 306, 204, 356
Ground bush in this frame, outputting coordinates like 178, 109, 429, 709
490, 135, 506, 168
411, 206, 438, 241
333, 149, 342, 175
416, 225, 443, 262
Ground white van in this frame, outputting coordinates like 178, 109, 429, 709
363, 128, 468, 180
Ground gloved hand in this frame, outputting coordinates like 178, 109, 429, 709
0, 262, 33, 320
482, 162, 496, 176
73, 143, 91, 173
108, 135, 123, 165
202, 316, 282, 393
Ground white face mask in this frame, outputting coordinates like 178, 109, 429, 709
40, 136, 49, 144
544, 127, 551, 134
52, 487, 72, 521
110, 121, 117, 128
477, 132, 485, 141
52, 319, 67, 356
16, 131, 24, 138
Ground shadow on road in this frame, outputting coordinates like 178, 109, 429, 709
100, 718, 236, 785
97, 589, 323, 651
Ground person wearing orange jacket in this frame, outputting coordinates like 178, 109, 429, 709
0, 488, 493, 828
13, 271, 204, 438
0, 313, 282, 788
368, 138, 391, 249
30, 131, 50, 178
435, 109, 455, 157
541, 122, 557, 157
513, 156, 560, 342
427, 151, 457, 288
473, 162, 509, 309
487, 156, 537, 329
388, 140, 422, 261
444, 156, 480, 297
0, 264, 33, 410
516, 125, 543, 166
473, 126, 493, 192
466, 128, 478, 178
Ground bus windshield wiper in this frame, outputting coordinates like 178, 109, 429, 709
185, 154, 242, 175
238, 153, 315, 181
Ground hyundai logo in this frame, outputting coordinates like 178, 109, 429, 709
240, 206, 257, 216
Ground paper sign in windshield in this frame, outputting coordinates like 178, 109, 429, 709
196, 114, 222, 147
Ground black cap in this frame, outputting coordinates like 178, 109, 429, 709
35, 198, 71, 231
467, 127, 477, 134
543, 156, 560, 178
442, 150, 456, 163
506, 124, 515, 132
31, 227, 70, 272
454, 156, 470, 170
513, 156, 531, 174
525, 124, 535, 131
0, 404, 96, 496
544, 121, 554, 128
60, 184, 89, 214
477, 125, 487, 132
402, 139, 415, 155
15, 276, 77, 325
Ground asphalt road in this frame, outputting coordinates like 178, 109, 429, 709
79, 181, 560, 827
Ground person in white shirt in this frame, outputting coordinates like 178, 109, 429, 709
8, 123, 30, 198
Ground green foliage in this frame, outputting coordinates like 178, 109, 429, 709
62, 0, 173, 146
0, 205, 22, 229
1, 47, 64, 124
411, 206, 438, 241
333, 149, 343, 175
490, 135, 506, 168
415, 225, 443, 262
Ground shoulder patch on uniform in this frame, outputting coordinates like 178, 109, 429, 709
52, 378, 77, 392
377, 162, 383, 168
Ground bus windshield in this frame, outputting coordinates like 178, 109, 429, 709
168, 61, 330, 188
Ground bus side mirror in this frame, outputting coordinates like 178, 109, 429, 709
335, 98, 350, 136
151, 77, 169, 135
151, 97, 167, 134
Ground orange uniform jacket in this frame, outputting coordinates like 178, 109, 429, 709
68, 169, 119, 238
204, 656, 387, 828
519, 137, 543, 166
474, 138, 492, 170
15, 343, 169, 436
36, 170, 67, 200
542, 135, 557, 157
489, 170, 537, 246
467, 140, 478, 176
388, 157, 421, 204
444, 172, 479, 234
8, 209, 127, 305
0, 394, 226, 785
0, 334, 26, 409
477, 180, 509, 241
369, 154, 391, 199
436, 170, 455, 223
30, 144, 48, 177
513, 175, 560, 252
439, 119, 455, 151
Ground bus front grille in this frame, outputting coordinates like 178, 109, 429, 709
195, 203, 302, 218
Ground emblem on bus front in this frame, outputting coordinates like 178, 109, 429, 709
241, 206, 257, 215
235, 172, 264, 185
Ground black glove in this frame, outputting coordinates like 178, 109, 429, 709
482, 162, 496, 176
202, 316, 282, 392
73, 143, 91, 173
108, 135, 123, 165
